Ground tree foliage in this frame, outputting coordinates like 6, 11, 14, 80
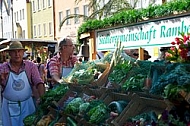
59, 0, 139, 30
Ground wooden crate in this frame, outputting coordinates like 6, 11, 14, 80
68, 84, 117, 100
91, 63, 111, 87
35, 106, 61, 126
53, 86, 115, 124
54, 86, 110, 111
102, 92, 137, 126
111, 92, 167, 126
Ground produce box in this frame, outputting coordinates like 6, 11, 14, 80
59, 85, 115, 106
112, 92, 167, 126
48, 86, 115, 125
102, 92, 134, 126
90, 62, 111, 87
36, 106, 60, 126
64, 62, 111, 87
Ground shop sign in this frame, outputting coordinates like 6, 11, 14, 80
96, 15, 190, 51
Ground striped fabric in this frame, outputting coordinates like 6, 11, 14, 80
0, 60, 44, 90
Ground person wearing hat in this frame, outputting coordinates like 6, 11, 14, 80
144, 50, 152, 60
48, 37, 78, 84
0, 41, 45, 126
125, 49, 151, 60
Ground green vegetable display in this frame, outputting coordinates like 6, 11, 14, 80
23, 85, 68, 125
150, 63, 190, 95
122, 74, 146, 92
67, 116, 77, 126
79, 102, 90, 114
87, 103, 109, 124
23, 113, 37, 126
108, 61, 132, 84
65, 97, 84, 115
163, 83, 190, 101
69, 69, 95, 84
39, 84, 69, 114
65, 61, 107, 85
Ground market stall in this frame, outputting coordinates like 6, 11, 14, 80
23, 0, 190, 125
24, 45, 190, 125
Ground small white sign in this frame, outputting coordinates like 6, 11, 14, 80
96, 15, 190, 51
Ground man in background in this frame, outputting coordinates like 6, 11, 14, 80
48, 37, 78, 84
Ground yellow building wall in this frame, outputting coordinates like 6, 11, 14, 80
32, 0, 54, 40
26, 2, 32, 38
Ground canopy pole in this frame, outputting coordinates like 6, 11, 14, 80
139, 47, 144, 60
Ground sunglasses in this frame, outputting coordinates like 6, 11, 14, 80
133, 53, 139, 56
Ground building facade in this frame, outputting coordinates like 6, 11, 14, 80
31, 0, 54, 40
0, 0, 13, 38
0, 0, 173, 40
129, 0, 167, 9
54, 0, 90, 43
12, 0, 32, 38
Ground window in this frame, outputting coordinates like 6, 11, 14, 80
74, 7, 79, 24
33, 25, 37, 37
3, 17, 5, 24
0, 22, 1, 29
66, 9, 71, 25
59, 11, 63, 25
43, 23, 46, 36
14, 12, 16, 22
16, 11, 18, 21
37, 0, 40, 11
32, 1, 36, 12
38, 24, 41, 36
22, 30, 25, 38
83, 5, 88, 21
15, 31, 17, 38
42, 0, 46, 9
48, 0, 51, 7
135, 0, 142, 9
22, 9, 24, 19
20, 10, 22, 20
49, 22, 52, 35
